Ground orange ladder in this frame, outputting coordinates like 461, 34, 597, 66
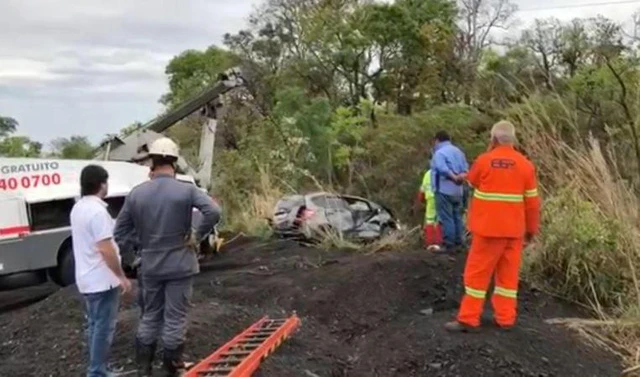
184, 314, 301, 377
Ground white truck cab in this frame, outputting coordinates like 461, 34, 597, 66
0, 157, 213, 290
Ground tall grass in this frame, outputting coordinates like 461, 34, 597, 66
509, 94, 640, 372
224, 167, 283, 237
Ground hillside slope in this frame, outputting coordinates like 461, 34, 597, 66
0, 238, 622, 376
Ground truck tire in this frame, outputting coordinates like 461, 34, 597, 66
52, 246, 75, 287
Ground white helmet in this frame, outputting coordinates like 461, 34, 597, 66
148, 137, 179, 158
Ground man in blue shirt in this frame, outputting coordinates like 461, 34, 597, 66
430, 130, 469, 251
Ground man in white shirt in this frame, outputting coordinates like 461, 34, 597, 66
70, 164, 132, 377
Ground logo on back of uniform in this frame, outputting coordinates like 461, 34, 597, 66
490, 158, 515, 169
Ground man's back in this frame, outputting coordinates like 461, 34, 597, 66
467, 145, 539, 238
115, 175, 220, 279
70, 196, 121, 293
430, 141, 469, 197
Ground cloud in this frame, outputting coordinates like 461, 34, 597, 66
0, 0, 638, 145
0, 0, 256, 143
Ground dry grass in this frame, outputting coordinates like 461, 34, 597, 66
366, 225, 420, 254
314, 226, 362, 251
227, 167, 284, 237
314, 224, 418, 253
509, 94, 640, 372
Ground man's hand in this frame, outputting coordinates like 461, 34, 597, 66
185, 231, 199, 252
451, 174, 464, 184
119, 277, 133, 295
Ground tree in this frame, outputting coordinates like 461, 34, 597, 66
161, 46, 239, 107
120, 121, 144, 137
476, 47, 542, 108
50, 136, 95, 159
556, 18, 591, 77
0, 116, 18, 137
0, 136, 42, 157
224, 0, 457, 115
455, 0, 517, 103
520, 18, 562, 89
363, 0, 458, 113
0, 116, 42, 158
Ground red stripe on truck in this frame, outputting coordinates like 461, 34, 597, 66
0, 226, 30, 236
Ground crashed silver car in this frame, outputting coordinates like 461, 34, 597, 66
270, 192, 399, 241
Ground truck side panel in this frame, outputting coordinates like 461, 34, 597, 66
0, 230, 70, 275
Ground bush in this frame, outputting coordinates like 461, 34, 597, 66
524, 190, 629, 309
352, 104, 491, 221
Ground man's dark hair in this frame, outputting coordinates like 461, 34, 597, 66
80, 165, 109, 196
434, 130, 451, 142
151, 155, 178, 170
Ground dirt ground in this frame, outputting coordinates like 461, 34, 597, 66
0, 238, 623, 377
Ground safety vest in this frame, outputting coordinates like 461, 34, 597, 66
420, 170, 437, 225
466, 145, 541, 238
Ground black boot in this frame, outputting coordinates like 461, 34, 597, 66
161, 344, 186, 377
135, 338, 156, 377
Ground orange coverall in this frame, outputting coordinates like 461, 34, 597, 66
457, 145, 541, 327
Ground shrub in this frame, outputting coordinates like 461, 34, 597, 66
523, 190, 629, 309
508, 94, 640, 369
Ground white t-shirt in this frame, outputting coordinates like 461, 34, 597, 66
70, 196, 121, 294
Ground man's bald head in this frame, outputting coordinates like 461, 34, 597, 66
491, 120, 517, 145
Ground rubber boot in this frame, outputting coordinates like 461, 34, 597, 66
135, 338, 156, 377
161, 344, 186, 377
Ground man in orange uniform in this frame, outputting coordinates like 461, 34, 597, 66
445, 120, 541, 332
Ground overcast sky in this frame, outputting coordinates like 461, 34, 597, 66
1, 0, 639, 147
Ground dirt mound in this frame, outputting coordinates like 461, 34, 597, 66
0, 238, 623, 376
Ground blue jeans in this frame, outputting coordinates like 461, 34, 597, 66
83, 287, 120, 377
435, 192, 464, 248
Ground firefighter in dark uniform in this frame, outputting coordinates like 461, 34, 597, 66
114, 137, 220, 377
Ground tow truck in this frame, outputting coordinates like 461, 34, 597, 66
0, 68, 245, 290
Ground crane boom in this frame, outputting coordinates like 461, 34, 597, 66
96, 67, 245, 188
146, 69, 243, 133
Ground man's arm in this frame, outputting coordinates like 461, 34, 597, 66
524, 163, 541, 238
432, 151, 456, 180
96, 238, 126, 279
91, 211, 131, 293
192, 188, 221, 242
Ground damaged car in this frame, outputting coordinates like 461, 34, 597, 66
270, 192, 400, 241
